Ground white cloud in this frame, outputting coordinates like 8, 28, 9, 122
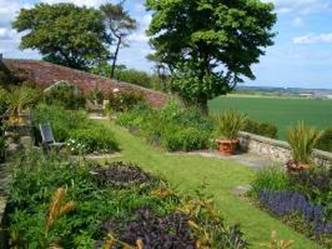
128, 14, 151, 43
40, 0, 107, 7
263, 0, 331, 14
293, 33, 332, 44
292, 17, 304, 27
0, 27, 16, 40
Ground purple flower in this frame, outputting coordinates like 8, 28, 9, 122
259, 190, 331, 235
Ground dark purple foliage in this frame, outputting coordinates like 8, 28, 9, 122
96, 208, 196, 249
290, 168, 332, 195
91, 161, 155, 187
259, 190, 332, 235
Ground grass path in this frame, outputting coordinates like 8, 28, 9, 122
102, 121, 321, 249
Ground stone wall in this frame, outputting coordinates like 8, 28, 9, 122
2, 59, 168, 108
238, 131, 332, 168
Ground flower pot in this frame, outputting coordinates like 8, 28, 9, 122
286, 160, 311, 173
216, 139, 239, 156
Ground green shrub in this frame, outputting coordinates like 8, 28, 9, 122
87, 87, 104, 106
91, 64, 166, 90
0, 136, 6, 163
33, 104, 119, 154
67, 125, 119, 154
316, 128, 332, 152
251, 166, 290, 196
243, 119, 278, 139
214, 110, 247, 140
116, 105, 154, 131
44, 81, 86, 110
114, 68, 153, 88
0, 86, 8, 116
289, 167, 332, 211
107, 91, 146, 113
287, 122, 322, 164
32, 104, 88, 142
161, 126, 210, 152
116, 102, 213, 152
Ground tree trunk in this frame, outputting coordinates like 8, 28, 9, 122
111, 36, 122, 79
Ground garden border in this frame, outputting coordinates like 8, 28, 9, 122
238, 131, 332, 168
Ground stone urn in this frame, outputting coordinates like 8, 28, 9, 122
216, 139, 239, 156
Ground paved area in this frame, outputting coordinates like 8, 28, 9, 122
168, 150, 282, 171
70, 152, 122, 161
88, 114, 109, 120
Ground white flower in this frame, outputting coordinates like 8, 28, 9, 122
113, 88, 120, 93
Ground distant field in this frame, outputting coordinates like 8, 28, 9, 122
209, 95, 332, 139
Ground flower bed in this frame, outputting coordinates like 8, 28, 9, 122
7, 150, 248, 248
116, 101, 213, 152
251, 166, 332, 247
32, 104, 120, 155
91, 162, 156, 188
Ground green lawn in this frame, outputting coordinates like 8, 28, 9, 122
100, 121, 322, 249
209, 95, 332, 139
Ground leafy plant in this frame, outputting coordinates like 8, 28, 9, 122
251, 166, 290, 196
0, 136, 6, 163
214, 110, 247, 140
259, 190, 332, 236
107, 91, 145, 113
32, 104, 88, 142
243, 119, 278, 139
161, 126, 210, 152
0, 86, 9, 116
44, 81, 86, 110
92, 161, 156, 188
261, 231, 294, 249
316, 128, 332, 152
117, 102, 213, 152
46, 187, 75, 234
97, 208, 196, 248
289, 167, 332, 211
6, 85, 40, 125
67, 125, 119, 154
287, 122, 322, 165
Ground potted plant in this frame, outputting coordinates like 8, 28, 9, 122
6, 86, 39, 126
286, 122, 322, 172
214, 110, 247, 156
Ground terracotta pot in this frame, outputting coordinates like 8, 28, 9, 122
216, 139, 239, 156
286, 160, 311, 173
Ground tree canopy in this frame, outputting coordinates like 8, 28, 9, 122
100, 2, 137, 78
146, 0, 277, 111
13, 3, 111, 70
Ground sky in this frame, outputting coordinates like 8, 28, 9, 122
0, 0, 332, 89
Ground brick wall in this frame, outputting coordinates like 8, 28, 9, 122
2, 59, 168, 108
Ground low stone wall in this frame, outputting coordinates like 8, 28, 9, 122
238, 131, 332, 168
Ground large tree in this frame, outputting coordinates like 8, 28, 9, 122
100, 2, 136, 78
13, 3, 111, 70
146, 0, 277, 112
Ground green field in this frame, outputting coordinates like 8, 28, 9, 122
209, 95, 332, 139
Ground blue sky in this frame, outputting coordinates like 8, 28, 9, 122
0, 0, 332, 89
